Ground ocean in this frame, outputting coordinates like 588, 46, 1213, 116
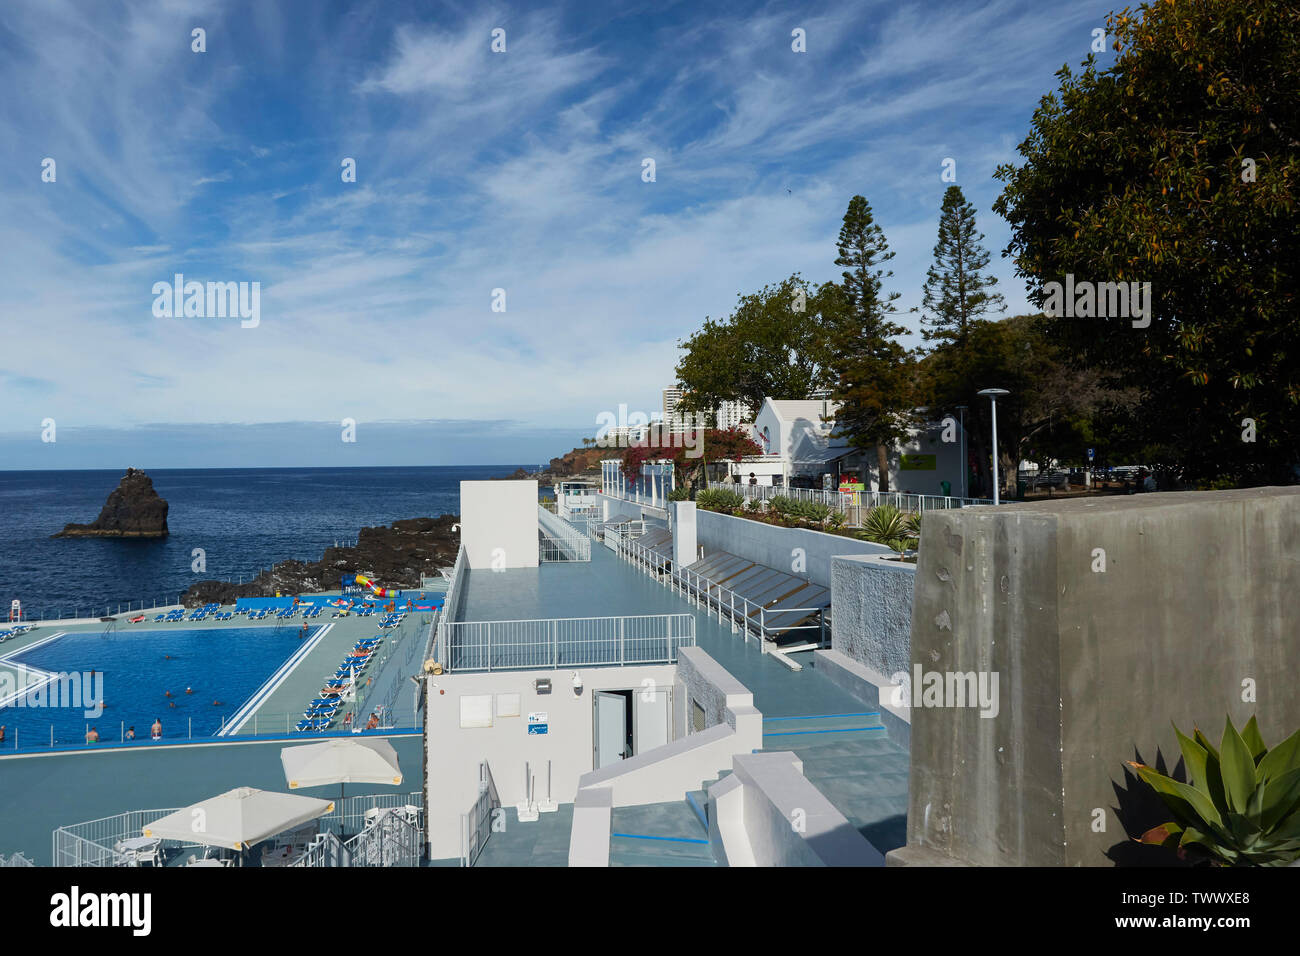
0, 466, 529, 618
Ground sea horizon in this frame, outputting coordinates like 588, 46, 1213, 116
0, 464, 541, 615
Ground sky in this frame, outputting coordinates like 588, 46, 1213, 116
0, 0, 1121, 468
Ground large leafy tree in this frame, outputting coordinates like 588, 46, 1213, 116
826, 195, 914, 492
920, 186, 1005, 346
619, 427, 762, 492
993, 0, 1300, 486
674, 274, 835, 416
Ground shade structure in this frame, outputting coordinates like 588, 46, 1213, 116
142, 787, 334, 851
280, 738, 403, 790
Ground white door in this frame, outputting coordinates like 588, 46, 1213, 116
594, 691, 627, 769
633, 687, 669, 754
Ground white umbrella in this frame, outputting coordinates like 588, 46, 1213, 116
281, 737, 402, 797
142, 787, 333, 851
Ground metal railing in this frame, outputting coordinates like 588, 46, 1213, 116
439, 613, 695, 673
614, 533, 826, 651
54, 791, 423, 867
343, 806, 421, 867
0, 852, 34, 867
432, 545, 468, 669
461, 760, 501, 867
707, 481, 993, 519
538, 506, 592, 562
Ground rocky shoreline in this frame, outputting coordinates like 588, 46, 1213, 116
181, 515, 460, 607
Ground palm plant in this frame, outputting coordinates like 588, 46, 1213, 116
1130, 715, 1300, 866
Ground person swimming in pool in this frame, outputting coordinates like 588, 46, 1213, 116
185, 687, 193, 695
126, 726, 135, 740
150, 719, 162, 739
164, 690, 172, 698
212, 700, 223, 706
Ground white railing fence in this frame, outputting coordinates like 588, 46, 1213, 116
614, 534, 826, 652
706, 481, 993, 521
538, 506, 593, 562
461, 760, 501, 867
439, 613, 696, 673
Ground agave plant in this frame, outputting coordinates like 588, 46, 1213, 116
903, 511, 923, 541
1129, 715, 1300, 866
861, 504, 907, 544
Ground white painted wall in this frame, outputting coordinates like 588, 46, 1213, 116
460, 479, 539, 570
424, 663, 675, 860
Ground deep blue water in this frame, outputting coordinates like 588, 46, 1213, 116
2, 625, 314, 746
0, 465, 527, 617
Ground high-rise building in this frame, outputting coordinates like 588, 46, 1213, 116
662, 387, 684, 421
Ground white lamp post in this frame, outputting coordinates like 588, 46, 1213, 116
977, 389, 1010, 505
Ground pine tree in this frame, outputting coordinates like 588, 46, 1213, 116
827, 195, 913, 493
920, 186, 1005, 347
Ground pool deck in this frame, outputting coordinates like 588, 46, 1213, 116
456, 538, 909, 865
0, 597, 434, 746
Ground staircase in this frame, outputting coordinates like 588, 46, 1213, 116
759, 711, 909, 855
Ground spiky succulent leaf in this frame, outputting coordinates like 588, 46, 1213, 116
1219, 716, 1256, 814
1257, 726, 1300, 783
1242, 716, 1268, 765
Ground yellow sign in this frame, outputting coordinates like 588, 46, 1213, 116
900, 454, 937, 470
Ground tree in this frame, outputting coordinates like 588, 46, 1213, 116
619, 427, 762, 493
993, 0, 1300, 486
674, 274, 835, 416
920, 186, 1005, 347
826, 196, 914, 492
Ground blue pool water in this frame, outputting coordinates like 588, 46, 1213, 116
0, 626, 314, 748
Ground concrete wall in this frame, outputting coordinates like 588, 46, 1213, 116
674, 645, 754, 735
813, 649, 910, 748
895, 487, 1300, 867
423, 663, 674, 860
831, 553, 915, 679
460, 480, 539, 570
719, 752, 885, 866
696, 508, 890, 588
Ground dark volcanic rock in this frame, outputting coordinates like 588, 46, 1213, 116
54, 467, 169, 538
182, 514, 460, 607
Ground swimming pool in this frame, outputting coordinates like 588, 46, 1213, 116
0, 626, 318, 748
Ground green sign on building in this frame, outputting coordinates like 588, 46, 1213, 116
900, 454, 937, 471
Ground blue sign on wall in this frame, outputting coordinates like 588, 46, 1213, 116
528, 712, 549, 735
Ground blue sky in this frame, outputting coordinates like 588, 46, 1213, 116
0, 0, 1118, 468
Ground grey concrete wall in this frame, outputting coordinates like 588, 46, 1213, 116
831, 553, 915, 679
674, 645, 754, 733
696, 509, 890, 588
569, 786, 612, 866
896, 487, 1300, 867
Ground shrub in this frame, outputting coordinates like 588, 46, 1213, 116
696, 488, 744, 513
668, 485, 690, 501
1130, 715, 1300, 866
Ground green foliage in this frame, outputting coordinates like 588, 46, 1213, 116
920, 186, 1006, 345
993, 1, 1300, 485
767, 495, 832, 524
696, 488, 745, 513
674, 274, 837, 414
1131, 715, 1300, 866
668, 485, 690, 501
825, 196, 916, 491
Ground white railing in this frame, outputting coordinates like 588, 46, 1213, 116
439, 613, 695, 673
55, 792, 424, 868
708, 481, 993, 517
613, 534, 825, 651
461, 760, 501, 867
537, 506, 592, 562
432, 545, 467, 669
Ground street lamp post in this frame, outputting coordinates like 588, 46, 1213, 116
977, 389, 1010, 505
956, 404, 968, 500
